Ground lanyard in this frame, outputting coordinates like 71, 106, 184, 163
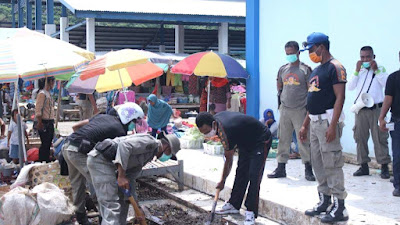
354, 69, 376, 104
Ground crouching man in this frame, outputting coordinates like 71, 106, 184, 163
87, 132, 181, 225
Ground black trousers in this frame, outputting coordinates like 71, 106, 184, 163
38, 120, 54, 163
228, 138, 271, 218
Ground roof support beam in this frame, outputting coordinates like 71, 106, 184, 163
18, 0, 24, 27
11, 0, 16, 28
159, 23, 165, 52
35, 0, 42, 30
26, 0, 33, 29
46, 0, 54, 24
218, 22, 229, 54
61, 4, 68, 17
60, 16, 69, 42
86, 18, 95, 52
175, 25, 184, 54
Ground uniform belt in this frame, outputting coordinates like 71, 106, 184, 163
362, 102, 382, 110
309, 113, 328, 122
66, 140, 80, 148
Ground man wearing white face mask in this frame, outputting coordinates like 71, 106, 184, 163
348, 46, 390, 179
196, 112, 272, 225
268, 41, 315, 181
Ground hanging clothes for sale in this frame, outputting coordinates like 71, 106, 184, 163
166, 70, 175, 86
117, 90, 135, 105
188, 75, 198, 95
174, 74, 183, 86
227, 93, 241, 112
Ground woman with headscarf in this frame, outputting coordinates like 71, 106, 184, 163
147, 94, 173, 137
260, 109, 278, 138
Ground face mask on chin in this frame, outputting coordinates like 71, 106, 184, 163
128, 121, 135, 131
204, 122, 217, 138
309, 46, 322, 63
204, 129, 217, 138
158, 153, 172, 162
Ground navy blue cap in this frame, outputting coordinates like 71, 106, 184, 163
301, 32, 329, 51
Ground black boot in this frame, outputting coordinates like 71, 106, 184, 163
321, 197, 349, 223
267, 163, 286, 178
353, 163, 369, 176
305, 193, 332, 217
380, 164, 390, 179
305, 162, 316, 181
76, 212, 92, 225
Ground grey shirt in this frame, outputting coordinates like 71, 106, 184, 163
111, 134, 161, 171
277, 62, 312, 109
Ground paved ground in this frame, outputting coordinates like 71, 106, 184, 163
51, 122, 400, 224
176, 149, 400, 225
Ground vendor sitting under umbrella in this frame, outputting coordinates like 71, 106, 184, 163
87, 132, 180, 225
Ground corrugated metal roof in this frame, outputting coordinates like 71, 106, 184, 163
60, 0, 245, 18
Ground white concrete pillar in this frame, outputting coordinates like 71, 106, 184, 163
60, 16, 69, 42
218, 22, 229, 54
175, 25, 185, 54
44, 24, 56, 36
86, 18, 95, 52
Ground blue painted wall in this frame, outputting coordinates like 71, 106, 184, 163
259, 0, 400, 155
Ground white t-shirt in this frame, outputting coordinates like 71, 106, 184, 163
8, 120, 28, 145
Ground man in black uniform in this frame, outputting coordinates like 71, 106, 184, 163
196, 112, 271, 225
63, 102, 144, 225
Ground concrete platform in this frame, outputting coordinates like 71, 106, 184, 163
176, 149, 400, 225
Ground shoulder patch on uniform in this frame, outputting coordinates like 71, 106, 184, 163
279, 63, 290, 71
330, 59, 347, 82
299, 62, 312, 74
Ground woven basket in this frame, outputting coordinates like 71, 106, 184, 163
28, 162, 72, 200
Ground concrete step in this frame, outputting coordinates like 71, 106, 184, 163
175, 149, 400, 225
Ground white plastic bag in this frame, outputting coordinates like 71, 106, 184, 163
0, 187, 40, 225
32, 183, 75, 225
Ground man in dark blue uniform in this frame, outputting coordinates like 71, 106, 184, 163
299, 32, 349, 223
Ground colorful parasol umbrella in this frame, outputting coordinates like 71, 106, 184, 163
171, 51, 248, 112
79, 49, 169, 80
66, 61, 168, 94
0, 27, 94, 82
170, 51, 248, 78
0, 28, 94, 167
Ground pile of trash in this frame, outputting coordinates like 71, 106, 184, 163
0, 182, 75, 225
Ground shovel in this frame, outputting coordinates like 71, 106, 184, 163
204, 188, 221, 225
120, 186, 147, 225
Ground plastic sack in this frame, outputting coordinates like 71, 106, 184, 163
31, 183, 75, 225
0, 187, 40, 225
